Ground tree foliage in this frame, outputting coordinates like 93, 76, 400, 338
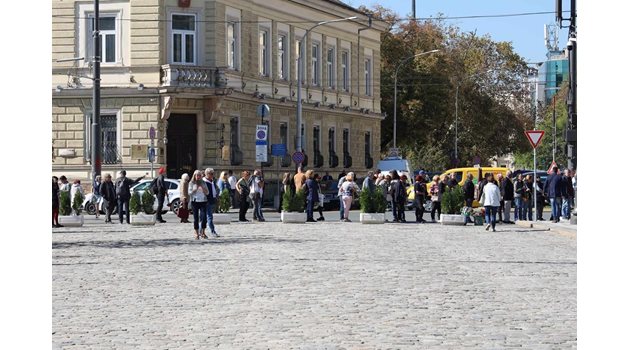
360, 6, 533, 170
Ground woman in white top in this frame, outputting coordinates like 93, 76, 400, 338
482, 173, 501, 232
188, 170, 209, 239
340, 172, 359, 222
70, 179, 85, 214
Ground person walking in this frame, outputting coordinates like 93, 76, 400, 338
236, 171, 251, 222
513, 174, 525, 221
52, 176, 62, 228
340, 172, 359, 222
544, 166, 563, 222
155, 167, 168, 223
314, 173, 325, 221
203, 168, 220, 237
115, 170, 145, 224
228, 169, 238, 209
414, 175, 427, 223
178, 173, 191, 223
92, 175, 102, 219
463, 173, 475, 224
337, 175, 347, 220
250, 169, 265, 222
99, 173, 117, 224
482, 173, 501, 232
429, 175, 443, 222
189, 170, 209, 239
303, 170, 319, 222
501, 171, 515, 224
496, 173, 504, 223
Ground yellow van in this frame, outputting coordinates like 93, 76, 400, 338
407, 167, 509, 208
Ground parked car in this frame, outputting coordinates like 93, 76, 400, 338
131, 178, 181, 214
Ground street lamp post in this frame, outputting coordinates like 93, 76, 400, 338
393, 49, 439, 150
92, 0, 102, 181
296, 16, 356, 167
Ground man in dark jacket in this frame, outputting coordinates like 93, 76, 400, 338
561, 169, 574, 220
100, 173, 117, 223
154, 167, 168, 223
501, 171, 515, 224
543, 167, 563, 223
115, 170, 145, 224
463, 174, 475, 223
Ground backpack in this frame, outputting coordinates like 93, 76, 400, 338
149, 177, 159, 195
116, 178, 130, 198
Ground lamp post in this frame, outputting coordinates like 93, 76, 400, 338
91, 0, 102, 181
393, 50, 438, 150
296, 16, 356, 167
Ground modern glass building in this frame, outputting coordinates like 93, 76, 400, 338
543, 51, 569, 103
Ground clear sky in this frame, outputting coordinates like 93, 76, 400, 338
346, 0, 570, 63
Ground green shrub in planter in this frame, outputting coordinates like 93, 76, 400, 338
282, 190, 293, 212
218, 189, 231, 213
130, 192, 141, 215
283, 189, 305, 212
59, 191, 71, 216
141, 190, 155, 214
72, 191, 84, 215
442, 185, 465, 214
359, 189, 373, 213
373, 187, 388, 213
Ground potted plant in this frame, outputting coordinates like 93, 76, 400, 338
58, 190, 84, 227
130, 191, 156, 225
214, 189, 232, 224
440, 186, 466, 225
360, 187, 387, 224
281, 189, 307, 223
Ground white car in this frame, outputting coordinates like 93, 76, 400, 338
131, 178, 181, 214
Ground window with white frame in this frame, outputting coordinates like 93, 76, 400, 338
341, 50, 349, 92
311, 42, 320, 86
327, 47, 335, 89
259, 28, 270, 76
227, 21, 239, 70
87, 15, 118, 63
278, 34, 287, 80
364, 57, 372, 96
171, 14, 196, 64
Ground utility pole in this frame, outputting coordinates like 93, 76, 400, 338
557, 0, 577, 171
412, 0, 416, 20
91, 0, 102, 181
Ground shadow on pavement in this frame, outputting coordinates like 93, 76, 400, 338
52, 236, 314, 250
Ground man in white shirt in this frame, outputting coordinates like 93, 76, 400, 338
203, 168, 220, 237
250, 169, 265, 222
228, 169, 238, 208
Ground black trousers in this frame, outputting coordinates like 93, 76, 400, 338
105, 200, 116, 222
415, 198, 425, 222
431, 201, 441, 221
239, 194, 249, 220
156, 193, 166, 220
498, 200, 504, 222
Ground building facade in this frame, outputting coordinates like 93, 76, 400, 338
52, 0, 386, 182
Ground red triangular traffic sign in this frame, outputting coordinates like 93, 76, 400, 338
547, 160, 558, 174
525, 130, 545, 149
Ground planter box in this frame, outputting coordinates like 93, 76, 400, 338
58, 215, 84, 227
440, 214, 466, 226
213, 213, 231, 225
281, 211, 306, 223
130, 213, 156, 226
360, 213, 385, 224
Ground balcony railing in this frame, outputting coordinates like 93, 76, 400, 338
161, 65, 228, 88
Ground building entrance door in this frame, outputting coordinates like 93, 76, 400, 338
166, 114, 197, 178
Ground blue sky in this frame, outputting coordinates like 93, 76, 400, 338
347, 0, 570, 63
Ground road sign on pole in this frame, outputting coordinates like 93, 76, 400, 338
292, 151, 305, 165
525, 130, 545, 149
256, 104, 270, 119
255, 124, 268, 163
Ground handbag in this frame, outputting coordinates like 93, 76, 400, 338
479, 192, 485, 205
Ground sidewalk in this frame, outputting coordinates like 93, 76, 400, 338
515, 218, 577, 239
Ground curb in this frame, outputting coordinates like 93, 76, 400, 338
515, 220, 576, 239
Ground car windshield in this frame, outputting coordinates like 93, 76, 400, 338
376, 159, 409, 173
134, 182, 149, 191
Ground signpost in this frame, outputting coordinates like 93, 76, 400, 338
271, 144, 287, 210
292, 151, 305, 165
255, 125, 268, 163
149, 126, 156, 177
525, 130, 545, 222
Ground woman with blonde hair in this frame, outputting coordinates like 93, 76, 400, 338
340, 172, 359, 222
178, 173, 191, 223
217, 171, 230, 193
188, 170, 209, 239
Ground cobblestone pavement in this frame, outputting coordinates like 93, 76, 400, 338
52, 213, 576, 349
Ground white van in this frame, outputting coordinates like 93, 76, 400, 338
376, 156, 411, 179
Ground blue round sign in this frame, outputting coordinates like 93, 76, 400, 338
292, 151, 305, 164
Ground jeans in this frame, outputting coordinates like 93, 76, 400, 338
526, 198, 533, 221
514, 197, 522, 220
562, 197, 572, 219
306, 198, 315, 220
392, 200, 398, 221
550, 197, 562, 220
191, 201, 207, 230
206, 202, 216, 233
253, 193, 264, 221
503, 200, 512, 222
117, 198, 130, 223
415, 198, 425, 222
484, 206, 498, 230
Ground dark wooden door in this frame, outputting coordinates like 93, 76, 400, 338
166, 114, 197, 179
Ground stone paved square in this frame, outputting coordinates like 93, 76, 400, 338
52, 214, 576, 349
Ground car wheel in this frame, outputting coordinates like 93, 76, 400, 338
85, 202, 97, 216
171, 199, 181, 215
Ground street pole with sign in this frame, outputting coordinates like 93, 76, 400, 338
525, 130, 545, 222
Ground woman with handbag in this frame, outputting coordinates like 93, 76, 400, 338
188, 170, 209, 239
178, 173, 191, 223
482, 173, 501, 232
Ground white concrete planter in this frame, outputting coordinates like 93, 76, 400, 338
360, 213, 385, 224
213, 213, 231, 225
281, 211, 306, 223
130, 213, 156, 226
58, 215, 84, 227
440, 214, 466, 226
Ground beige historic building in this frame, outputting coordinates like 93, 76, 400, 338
52, 0, 386, 182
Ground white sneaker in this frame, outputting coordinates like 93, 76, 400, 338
485, 224, 491, 231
